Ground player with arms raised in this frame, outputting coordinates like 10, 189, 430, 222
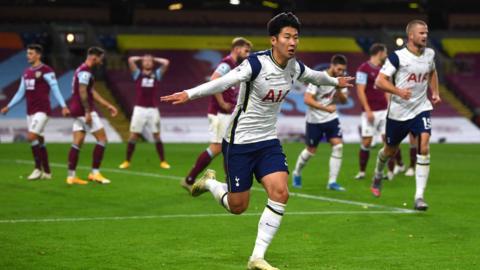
1, 44, 69, 180
181, 37, 252, 191
66, 47, 118, 185
162, 12, 353, 270
371, 20, 440, 211
118, 54, 171, 170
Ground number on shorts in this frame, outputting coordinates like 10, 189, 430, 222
422, 117, 432, 130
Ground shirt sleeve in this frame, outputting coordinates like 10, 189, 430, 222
186, 59, 252, 100
213, 63, 231, 77
355, 71, 368, 85
43, 72, 67, 107
155, 68, 163, 81
132, 69, 140, 80
380, 52, 399, 77
7, 78, 26, 109
298, 63, 339, 86
78, 71, 92, 85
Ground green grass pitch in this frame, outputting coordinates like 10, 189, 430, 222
0, 142, 479, 269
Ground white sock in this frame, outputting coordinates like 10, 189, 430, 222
415, 154, 430, 199
293, 149, 314, 176
328, 144, 343, 184
92, 169, 100, 174
374, 148, 389, 179
68, 170, 76, 177
205, 179, 230, 211
251, 199, 286, 260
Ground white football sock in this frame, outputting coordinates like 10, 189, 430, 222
68, 170, 76, 177
293, 149, 314, 176
205, 179, 230, 211
415, 154, 430, 200
251, 199, 286, 259
374, 148, 389, 179
328, 144, 343, 184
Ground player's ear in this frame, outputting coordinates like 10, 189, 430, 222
270, 35, 277, 46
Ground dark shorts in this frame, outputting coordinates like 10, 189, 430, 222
386, 110, 432, 146
222, 139, 289, 193
305, 118, 343, 147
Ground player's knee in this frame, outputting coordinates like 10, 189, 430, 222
229, 200, 249, 215
270, 186, 289, 204
97, 140, 107, 147
331, 143, 343, 158
27, 133, 37, 142
306, 146, 317, 154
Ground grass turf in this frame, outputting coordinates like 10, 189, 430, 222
0, 142, 479, 269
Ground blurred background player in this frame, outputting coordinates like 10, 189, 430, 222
162, 12, 354, 270
118, 54, 171, 170
181, 37, 252, 191
1, 44, 69, 180
371, 20, 441, 211
66, 47, 118, 185
292, 54, 349, 191
354, 43, 405, 181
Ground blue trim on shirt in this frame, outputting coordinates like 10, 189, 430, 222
388, 52, 400, 70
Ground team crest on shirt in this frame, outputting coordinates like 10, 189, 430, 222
35, 71, 42, 78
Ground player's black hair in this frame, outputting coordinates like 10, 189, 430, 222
27, 44, 43, 55
331, 54, 347, 65
267, 12, 301, 36
87, 46, 105, 56
369, 43, 387, 56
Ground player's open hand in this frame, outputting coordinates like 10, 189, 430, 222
161, 91, 189, 105
431, 94, 442, 105
337, 76, 355, 88
108, 105, 118, 117
0, 106, 8, 115
398, 88, 412, 100
62, 107, 70, 117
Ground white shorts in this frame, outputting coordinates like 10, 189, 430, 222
27, 112, 49, 136
361, 110, 387, 137
130, 106, 161, 134
208, 113, 230, 144
73, 111, 104, 133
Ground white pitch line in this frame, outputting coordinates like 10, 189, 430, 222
3, 159, 417, 214
0, 210, 412, 224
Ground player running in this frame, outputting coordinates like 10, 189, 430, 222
370, 20, 440, 211
181, 37, 252, 192
162, 12, 354, 270
118, 54, 171, 170
1, 44, 70, 180
354, 43, 405, 181
66, 47, 118, 185
291, 54, 349, 191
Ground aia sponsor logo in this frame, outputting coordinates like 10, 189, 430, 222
262, 89, 290, 103
407, 73, 428, 83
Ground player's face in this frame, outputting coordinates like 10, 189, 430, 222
378, 50, 388, 64
90, 54, 104, 66
411, 24, 428, 48
330, 64, 347, 77
271, 26, 298, 59
236, 45, 251, 63
26, 49, 40, 64
142, 56, 154, 70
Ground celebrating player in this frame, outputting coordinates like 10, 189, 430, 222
66, 47, 118, 185
370, 20, 440, 211
181, 37, 252, 192
291, 54, 349, 191
118, 54, 171, 170
355, 43, 404, 180
162, 12, 354, 270
1, 44, 70, 180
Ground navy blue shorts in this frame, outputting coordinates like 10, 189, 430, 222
222, 139, 289, 193
305, 118, 343, 147
386, 111, 432, 146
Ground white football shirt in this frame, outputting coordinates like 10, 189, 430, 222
380, 47, 435, 121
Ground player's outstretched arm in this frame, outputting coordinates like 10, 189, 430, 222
299, 64, 354, 88
2, 78, 26, 115
161, 61, 251, 104
375, 73, 411, 100
429, 69, 441, 105
92, 89, 118, 117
